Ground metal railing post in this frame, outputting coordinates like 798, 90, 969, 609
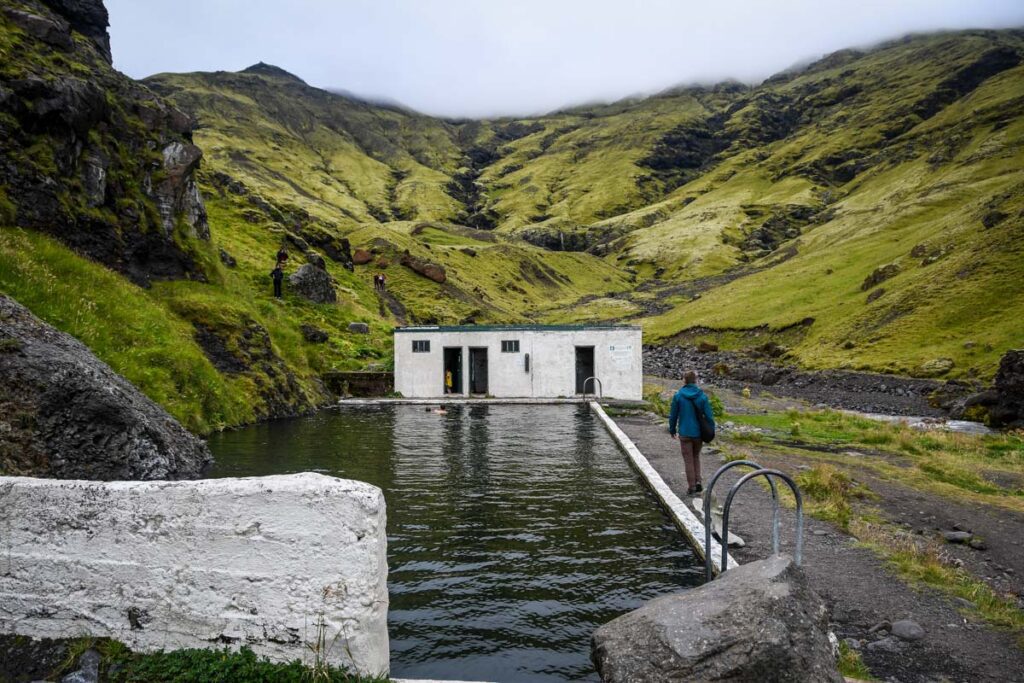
703, 460, 780, 581
582, 376, 603, 399
720, 468, 804, 572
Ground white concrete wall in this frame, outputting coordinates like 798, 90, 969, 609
0, 473, 389, 676
394, 327, 642, 400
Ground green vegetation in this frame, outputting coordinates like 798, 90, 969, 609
4, 17, 1024, 432
46, 639, 386, 683
852, 519, 1024, 640
0, 222, 391, 433
728, 408, 1024, 512
718, 406, 1024, 641
837, 639, 875, 681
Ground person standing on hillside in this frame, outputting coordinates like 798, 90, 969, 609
668, 370, 716, 495
271, 264, 284, 298
276, 246, 289, 266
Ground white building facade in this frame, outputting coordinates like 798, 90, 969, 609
393, 325, 642, 400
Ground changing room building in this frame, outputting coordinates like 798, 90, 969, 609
393, 325, 642, 400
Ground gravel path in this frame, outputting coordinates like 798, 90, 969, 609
612, 411, 1024, 683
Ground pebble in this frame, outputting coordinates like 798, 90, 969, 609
891, 619, 925, 642
867, 620, 891, 634
813, 529, 828, 536
968, 538, 987, 551
943, 531, 973, 544
61, 649, 100, 683
866, 636, 902, 653
954, 597, 976, 610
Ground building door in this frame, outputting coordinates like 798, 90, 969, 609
575, 346, 595, 394
443, 347, 463, 394
469, 347, 488, 394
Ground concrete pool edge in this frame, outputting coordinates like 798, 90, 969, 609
589, 402, 738, 575
339, 397, 646, 405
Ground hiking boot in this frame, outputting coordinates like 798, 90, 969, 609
694, 482, 703, 494
686, 486, 696, 496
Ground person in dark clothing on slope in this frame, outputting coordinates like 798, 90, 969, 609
668, 370, 717, 495
271, 265, 284, 298
276, 246, 289, 266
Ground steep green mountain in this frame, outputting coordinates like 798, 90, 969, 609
150, 31, 1024, 380
2, 0, 1022, 434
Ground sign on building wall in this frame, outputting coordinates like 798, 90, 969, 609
608, 344, 633, 368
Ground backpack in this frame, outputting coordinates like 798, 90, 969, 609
684, 394, 716, 443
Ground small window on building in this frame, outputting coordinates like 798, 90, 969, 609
501, 340, 520, 353
412, 340, 430, 353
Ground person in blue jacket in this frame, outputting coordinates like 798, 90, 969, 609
668, 370, 716, 496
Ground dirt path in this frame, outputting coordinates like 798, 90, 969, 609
612, 410, 1024, 683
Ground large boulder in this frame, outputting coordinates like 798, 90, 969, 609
400, 254, 447, 283
288, 263, 337, 304
990, 349, 1024, 428
592, 555, 843, 682
953, 350, 1024, 427
0, 295, 212, 480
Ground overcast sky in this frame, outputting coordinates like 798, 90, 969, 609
106, 0, 1024, 118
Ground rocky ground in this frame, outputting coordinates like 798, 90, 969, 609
645, 345, 956, 417
612, 399, 1024, 682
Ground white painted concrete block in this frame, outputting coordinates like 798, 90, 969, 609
0, 473, 389, 676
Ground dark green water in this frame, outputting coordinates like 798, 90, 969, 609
207, 404, 702, 681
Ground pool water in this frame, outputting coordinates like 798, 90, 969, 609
207, 404, 702, 681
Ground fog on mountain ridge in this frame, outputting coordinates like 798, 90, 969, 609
106, 0, 1024, 118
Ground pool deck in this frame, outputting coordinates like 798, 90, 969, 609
590, 403, 738, 575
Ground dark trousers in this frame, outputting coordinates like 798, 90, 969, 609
273, 280, 282, 298
679, 437, 703, 488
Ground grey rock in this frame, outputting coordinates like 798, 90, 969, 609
42, 0, 112, 62
943, 531, 973, 544
3, 8, 72, 50
288, 264, 336, 304
954, 597, 976, 610
301, 324, 328, 343
968, 537, 987, 551
843, 637, 862, 650
592, 555, 843, 682
866, 636, 902, 653
867, 620, 891, 634
154, 142, 209, 240
348, 322, 370, 334
306, 251, 327, 270
61, 648, 100, 683
0, 295, 212, 480
891, 619, 925, 641
218, 248, 237, 268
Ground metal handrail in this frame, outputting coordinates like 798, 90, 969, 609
703, 460, 780, 581
720, 468, 804, 573
582, 376, 603, 399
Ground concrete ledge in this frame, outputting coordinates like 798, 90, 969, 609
590, 402, 738, 574
340, 397, 646, 406
0, 473, 389, 676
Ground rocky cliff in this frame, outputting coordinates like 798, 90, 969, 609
0, 294, 212, 479
1, 0, 210, 285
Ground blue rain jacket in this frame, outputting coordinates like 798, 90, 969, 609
668, 384, 716, 438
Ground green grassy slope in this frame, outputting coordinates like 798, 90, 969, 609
638, 31, 1024, 379
4, 17, 1023, 437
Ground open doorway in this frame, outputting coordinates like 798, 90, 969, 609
575, 346, 595, 394
469, 347, 489, 394
443, 347, 463, 394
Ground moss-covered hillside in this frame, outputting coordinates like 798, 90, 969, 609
2, 0, 1022, 435
150, 31, 1024, 381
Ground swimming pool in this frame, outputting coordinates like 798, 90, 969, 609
208, 403, 702, 681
